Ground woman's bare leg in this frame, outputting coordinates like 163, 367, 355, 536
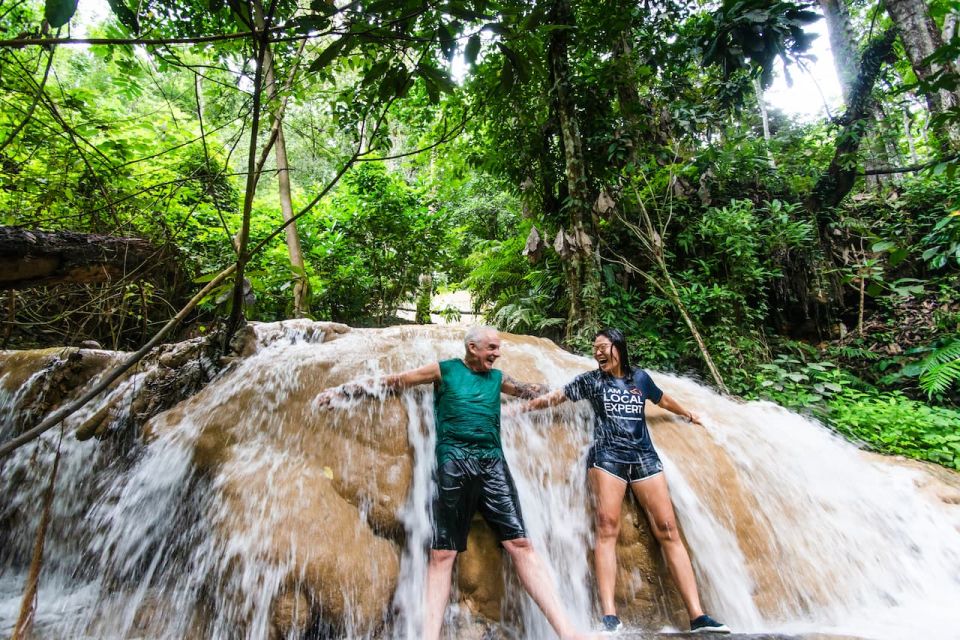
630, 473, 704, 619
588, 468, 628, 617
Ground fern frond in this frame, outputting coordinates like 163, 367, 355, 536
920, 359, 960, 396
829, 345, 882, 361
535, 316, 565, 330
920, 340, 960, 368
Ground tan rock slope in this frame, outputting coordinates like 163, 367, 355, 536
2, 320, 958, 639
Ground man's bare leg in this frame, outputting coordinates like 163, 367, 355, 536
502, 537, 597, 640
424, 549, 457, 640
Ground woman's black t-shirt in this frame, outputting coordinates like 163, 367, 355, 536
563, 368, 664, 463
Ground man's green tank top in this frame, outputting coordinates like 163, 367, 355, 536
434, 359, 503, 465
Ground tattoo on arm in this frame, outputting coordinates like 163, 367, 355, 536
340, 379, 398, 399
504, 375, 550, 399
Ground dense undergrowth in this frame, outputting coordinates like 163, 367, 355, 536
750, 346, 960, 470
2, 0, 958, 471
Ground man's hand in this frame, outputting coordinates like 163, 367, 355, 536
315, 364, 441, 410
316, 387, 341, 408
502, 374, 550, 399
316, 382, 365, 408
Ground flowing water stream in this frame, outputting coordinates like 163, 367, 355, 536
1, 322, 958, 639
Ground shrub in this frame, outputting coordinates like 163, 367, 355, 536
826, 389, 960, 471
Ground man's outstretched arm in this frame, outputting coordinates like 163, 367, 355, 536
501, 374, 551, 399
317, 362, 442, 405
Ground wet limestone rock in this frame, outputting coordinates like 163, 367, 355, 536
9, 322, 949, 637
0, 324, 725, 634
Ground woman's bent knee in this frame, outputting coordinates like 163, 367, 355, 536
595, 513, 621, 540
652, 519, 679, 542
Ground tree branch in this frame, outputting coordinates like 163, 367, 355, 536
805, 28, 897, 219
0, 38, 57, 154
861, 153, 960, 175
0, 27, 291, 48
0, 264, 236, 459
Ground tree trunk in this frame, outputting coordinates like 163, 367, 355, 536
944, 11, 957, 44
415, 274, 432, 324
613, 30, 642, 167
254, 0, 309, 318
820, 0, 859, 104
0, 227, 180, 290
753, 77, 776, 168
903, 107, 919, 163
821, 0, 892, 186
225, 8, 269, 343
884, 0, 960, 148
874, 107, 903, 185
547, 0, 600, 343
805, 29, 897, 223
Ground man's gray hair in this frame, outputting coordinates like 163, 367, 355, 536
464, 325, 498, 349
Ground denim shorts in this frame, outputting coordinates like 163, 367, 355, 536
587, 447, 663, 483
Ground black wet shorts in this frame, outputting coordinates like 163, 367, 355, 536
432, 457, 527, 551
588, 447, 663, 483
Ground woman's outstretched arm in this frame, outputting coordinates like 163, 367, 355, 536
656, 393, 702, 425
518, 388, 569, 413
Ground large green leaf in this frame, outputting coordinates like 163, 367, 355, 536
308, 36, 352, 73
106, 0, 139, 33
45, 0, 78, 27
464, 34, 481, 65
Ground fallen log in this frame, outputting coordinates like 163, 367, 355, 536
0, 226, 180, 290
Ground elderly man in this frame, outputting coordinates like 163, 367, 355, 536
318, 326, 594, 640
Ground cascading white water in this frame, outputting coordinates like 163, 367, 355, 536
658, 373, 960, 639
1, 322, 959, 639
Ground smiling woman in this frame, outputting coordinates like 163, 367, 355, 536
519, 327, 729, 635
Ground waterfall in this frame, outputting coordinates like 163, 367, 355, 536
659, 374, 960, 639
1, 322, 959, 639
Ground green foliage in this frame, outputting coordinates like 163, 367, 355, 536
1, 0, 957, 484
699, 0, 820, 88
753, 353, 852, 407
921, 211, 960, 270
827, 389, 960, 471
917, 339, 960, 397
669, 198, 812, 380
492, 294, 565, 334
598, 281, 685, 369
750, 349, 960, 471
44, 0, 78, 27
308, 163, 450, 323
433, 175, 524, 283
460, 227, 566, 337
693, 200, 780, 289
